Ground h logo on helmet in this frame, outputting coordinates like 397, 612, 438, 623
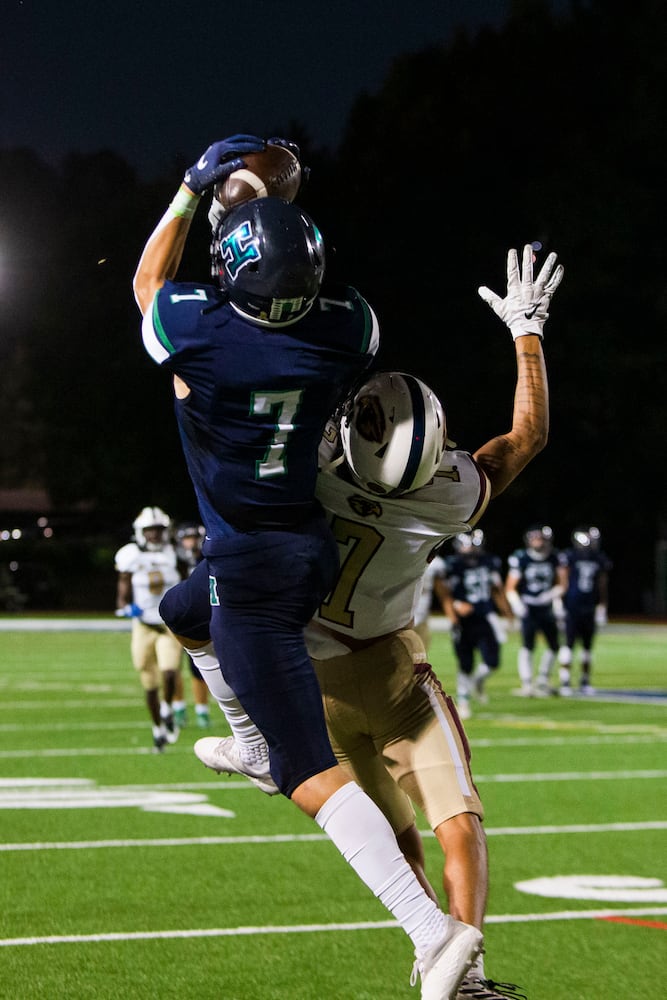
221, 220, 261, 281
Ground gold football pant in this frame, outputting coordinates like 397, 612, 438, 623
313, 629, 483, 836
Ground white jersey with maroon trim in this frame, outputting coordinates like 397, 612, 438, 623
114, 542, 181, 626
306, 450, 490, 658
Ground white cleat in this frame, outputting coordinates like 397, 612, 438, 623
411, 919, 484, 1000
194, 736, 280, 795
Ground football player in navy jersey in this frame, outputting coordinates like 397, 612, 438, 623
505, 525, 568, 696
557, 527, 612, 694
435, 530, 514, 719
132, 134, 492, 999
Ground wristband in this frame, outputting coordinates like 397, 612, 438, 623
169, 184, 201, 220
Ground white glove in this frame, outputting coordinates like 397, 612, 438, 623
595, 604, 608, 627
506, 590, 527, 618
553, 595, 566, 625
487, 612, 509, 644
478, 244, 564, 340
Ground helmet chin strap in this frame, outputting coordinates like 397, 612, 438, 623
320, 453, 346, 474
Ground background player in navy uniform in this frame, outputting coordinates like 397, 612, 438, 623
505, 525, 568, 696
132, 134, 487, 999
557, 526, 612, 695
435, 530, 514, 718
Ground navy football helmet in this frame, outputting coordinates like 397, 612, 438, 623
572, 526, 601, 550
453, 529, 485, 553
524, 524, 553, 557
211, 197, 325, 327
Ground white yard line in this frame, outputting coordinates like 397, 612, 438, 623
2, 907, 667, 947
1, 820, 666, 852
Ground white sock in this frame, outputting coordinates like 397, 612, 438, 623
538, 649, 555, 679
558, 645, 572, 666
469, 953, 486, 979
159, 700, 172, 719
315, 782, 450, 955
474, 662, 491, 682
518, 648, 533, 685
187, 643, 268, 764
457, 672, 472, 699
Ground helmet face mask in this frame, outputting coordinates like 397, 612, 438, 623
524, 524, 553, 558
211, 197, 325, 328
133, 506, 171, 550
340, 372, 446, 497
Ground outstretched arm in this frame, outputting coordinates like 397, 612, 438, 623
473, 244, 563, 498
132, 134, 265, 315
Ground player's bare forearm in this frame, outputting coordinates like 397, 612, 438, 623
133, 213, 193, 315
473, 335, 548, 497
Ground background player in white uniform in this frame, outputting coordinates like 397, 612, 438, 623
114, 506, 184, 751
185, 244, 563, 999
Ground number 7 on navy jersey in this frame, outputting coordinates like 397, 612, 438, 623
251, 389, 304, 478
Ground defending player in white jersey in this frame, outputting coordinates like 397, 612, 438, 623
164, 244, 563, 999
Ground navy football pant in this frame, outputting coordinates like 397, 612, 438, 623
452, 615, 500, 674
160, 517, 340, 797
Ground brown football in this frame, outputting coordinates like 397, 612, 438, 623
213, 143, 301, 211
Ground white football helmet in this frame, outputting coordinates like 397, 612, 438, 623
133, 506, 171, 550
340, 371, 446, 496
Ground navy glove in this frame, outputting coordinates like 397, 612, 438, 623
184, 134, 266, 195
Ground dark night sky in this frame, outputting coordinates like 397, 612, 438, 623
4, 0, 570, 177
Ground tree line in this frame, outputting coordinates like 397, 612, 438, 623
1, 0, 665, 612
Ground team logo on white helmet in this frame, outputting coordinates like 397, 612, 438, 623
133, 506, 171, 550
340, 372, 446, 497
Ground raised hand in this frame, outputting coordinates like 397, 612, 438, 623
478, 244, 564, 339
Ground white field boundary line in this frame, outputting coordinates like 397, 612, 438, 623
2, 908, 667, 947
2, 820, 666, 852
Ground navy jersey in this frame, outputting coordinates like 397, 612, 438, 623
142, 280, 378, 545
561, 548, 612, 612
442, 552, 503, 617
507, 548, 561, 605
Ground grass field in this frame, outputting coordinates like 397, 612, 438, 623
0, 619, 665, 999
